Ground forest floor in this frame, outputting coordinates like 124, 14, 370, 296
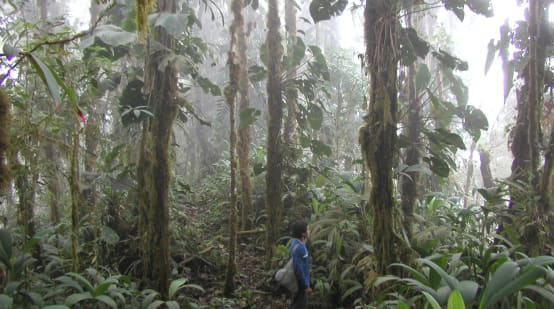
180, 204, 292, 308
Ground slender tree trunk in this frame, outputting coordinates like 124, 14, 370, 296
400, 63, 420, 240
0, 90, 10, 193
236, 0, 253, 231
137, 0, 178, 296
70, 131, 81, 272
265, 0, 283, 268
283, 0, 298, 147
509, 0, 547, 255
44, 143, 62, 224
463, 141, 476, 209
479, 150, 494, 188
223, 0, 243, 296
360, 0, 409, 276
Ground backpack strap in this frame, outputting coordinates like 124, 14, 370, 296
290, 242, 301, 258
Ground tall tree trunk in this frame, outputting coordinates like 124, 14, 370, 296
360, 0, 409, 276
44, 143, 62, 224
509, 0, 547, 255
265, 0, 283, 268
70, 131, 81, 272
223, 0, 242, 296
137, 0, 178, 296
283, 0, 298, 147
400, 62, 420, 240
0, 90, 10, 193
463, 141, 476, 209
236, 0, 253, 231
479, 150, 494, 188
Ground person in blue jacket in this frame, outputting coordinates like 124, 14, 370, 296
289, 221, 312, 309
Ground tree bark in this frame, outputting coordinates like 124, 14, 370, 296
265, 0, 283, 268
509, 0, 547, 255
479, 150, 494, 188
360, 0, 409, 276
137, 0, 178, 296
236, 0, 253, 231
223, 0, 242, 296
70, 131, 81, 272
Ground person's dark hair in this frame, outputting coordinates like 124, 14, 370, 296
290, 221, 308, 239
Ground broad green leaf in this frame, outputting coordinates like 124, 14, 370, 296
390, 263, 430, 286
141, 290, 160, 309
94, 295, 118, 309
442, 0, 465, 21
464, 106, 489, 141
480, 266, 545, 309
311, 140, 332, 157
239, 108, 261, 129
3, 44, 19, 60
308, 45, 330, 81
147, 300, 165, 309
285, 36, 306, 69
42, 306, 70, 309
0, 229, 12, 267
0, 294, 12, 308
165, 300, 180, 309
458, 280, 479, 304
398, 302, 410, 309
309, 0, 348, 23
416, 64, 431, 93
101, 226, 120, 245
479, 261, 519, 309
340, 283, 362, 302
524, 284, 554, 304
27, 54, 83, 121
67, 273, 95, 292
92, 281, 113, 297
80, 25, 137, 49
65, 292, 93, 306
168, 278, 188, 300
418, 258, 460, 290
372, 275, 400, 287
308, 104, 323, 130
435, 128, 466, 150
55, 276, 84, 293
467, 0, 493, 17
437, 286, 452, 304
447, 289, 466, 309
152, 13, 190, 37
424, 157, 450, 178
26, 54, 62, 105
422, 291, 442, 309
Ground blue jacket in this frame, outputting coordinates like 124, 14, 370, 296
289, 238, 310, 290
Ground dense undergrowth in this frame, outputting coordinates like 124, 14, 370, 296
1, 163, 554, 308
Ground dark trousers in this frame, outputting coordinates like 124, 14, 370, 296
289, 288, 307, 309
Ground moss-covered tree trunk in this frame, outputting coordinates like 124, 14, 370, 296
44, 143, 62, 224
509, 0, 548, 255
223, 0, 242, 296
359, 0, 408, 276
265, 0, 283, 268
0, 91, 10, 193
236, 0, 253, 231
479, 150, 494, 188
137, 0, 178, 296
70, 131, 81, 272
283, 0, 298, 147
400, 61, 420, 240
